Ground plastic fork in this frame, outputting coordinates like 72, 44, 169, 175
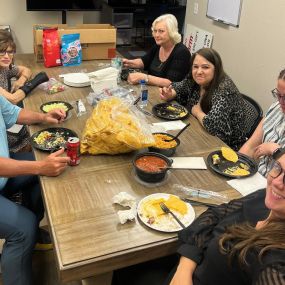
159, 202, 185, 229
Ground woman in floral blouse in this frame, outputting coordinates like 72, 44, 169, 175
159, 48, 246, 150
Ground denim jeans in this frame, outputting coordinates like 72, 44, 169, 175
0, 152, 44, 285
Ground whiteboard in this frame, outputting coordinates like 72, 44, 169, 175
206, 0, 243, 27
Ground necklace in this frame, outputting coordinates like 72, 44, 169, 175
157, 60, 164, 69
158, 45, 174, 69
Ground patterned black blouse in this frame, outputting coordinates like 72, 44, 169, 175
177, 190, 285, 285
172, 74, 246, 150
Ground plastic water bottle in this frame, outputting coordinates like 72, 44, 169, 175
111, 57, 122, 84
139, 79, 148, 108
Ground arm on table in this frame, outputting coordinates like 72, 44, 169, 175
17, 108, 66, 125
122, 58, 144, 69
0, 148, 70, 177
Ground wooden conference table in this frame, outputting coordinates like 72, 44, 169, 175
16, 54, 240, 283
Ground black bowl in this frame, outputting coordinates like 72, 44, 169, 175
133, 152, 173, 183
40, 101, 73, 119
149, 133, 180, 157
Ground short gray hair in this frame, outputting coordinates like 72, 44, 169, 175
152, 14, 181, 44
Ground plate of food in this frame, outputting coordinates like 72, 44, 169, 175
40, 101, 73, 113
31, 127, 78, 152
137, 193, 195, 232
207, 147, 257, 178
152, 103, 189, 120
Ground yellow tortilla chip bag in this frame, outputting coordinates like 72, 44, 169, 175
81, 97, 155, 155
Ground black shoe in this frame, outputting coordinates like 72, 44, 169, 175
20, 72, 49, 95
34, 228, 53, 251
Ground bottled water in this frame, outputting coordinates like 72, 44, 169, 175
139, 79, 148, 108
111, 57, 122, 84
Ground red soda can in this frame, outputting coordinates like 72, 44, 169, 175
66, 137, 80, 166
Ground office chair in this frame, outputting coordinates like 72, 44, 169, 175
241, 94, 263, 139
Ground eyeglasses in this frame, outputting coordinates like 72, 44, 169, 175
272, 88, 285, 103
0, 50, 14, 56
268, 160, 285, 184
152, 29, 165, 35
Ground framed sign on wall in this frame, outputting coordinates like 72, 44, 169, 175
206, 0, 243, 27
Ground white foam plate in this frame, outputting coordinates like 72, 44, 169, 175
61, 73, 90, 87
137, 193, 195, 232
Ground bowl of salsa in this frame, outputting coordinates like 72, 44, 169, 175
133, 152, 173, 183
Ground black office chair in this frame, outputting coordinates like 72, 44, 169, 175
241, 94, 263, 139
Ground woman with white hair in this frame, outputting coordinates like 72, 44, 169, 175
122, 14, 191, 87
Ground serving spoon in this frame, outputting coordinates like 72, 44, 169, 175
164, 123, 191, 142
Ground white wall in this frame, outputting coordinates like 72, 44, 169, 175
0, 0, 100, 55
2, 0, 284, 111
185, 0, 285, 111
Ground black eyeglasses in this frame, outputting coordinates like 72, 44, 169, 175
0, 50, 14, 57
268, 160, 285, 184
272, 88, 285, 103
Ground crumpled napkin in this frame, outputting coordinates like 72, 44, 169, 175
112, 192, 137, 224
227, 172, 267, 196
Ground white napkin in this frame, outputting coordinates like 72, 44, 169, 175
7, 124, 23, 134
151, 121, 186, 133
88, 67, 119, 93
88, 67, 118, 80
112, 192, 137, 224
171, 157, 207, 169
227, 172, 267, 196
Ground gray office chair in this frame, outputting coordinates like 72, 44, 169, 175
241, 94, 263, 139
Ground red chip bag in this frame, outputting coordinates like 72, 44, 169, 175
43, 28, 61, 68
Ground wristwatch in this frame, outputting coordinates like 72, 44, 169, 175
272, 147, 285, 160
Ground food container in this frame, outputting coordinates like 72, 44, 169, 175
133, 152, 173, 183
40, 101, 73, 119
149, 133, 180, 157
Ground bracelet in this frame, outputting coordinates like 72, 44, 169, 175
272, 147, 285, 160
145, 74, 149, 84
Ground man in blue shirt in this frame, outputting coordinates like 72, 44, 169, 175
0, 96, 70, 285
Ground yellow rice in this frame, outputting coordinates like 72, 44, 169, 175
153, 134, 177, 149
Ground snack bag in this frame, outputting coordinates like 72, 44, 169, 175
43, 28, 62, 68
61, 33, 82, 67
80, 97, 155, 155
38, 78, 65, 94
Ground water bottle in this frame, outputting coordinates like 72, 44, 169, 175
111, 57, 122, 84
139, 79, 148, 108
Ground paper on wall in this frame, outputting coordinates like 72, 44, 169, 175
183, 24, 213, 54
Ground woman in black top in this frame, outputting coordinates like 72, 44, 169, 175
122, 14, 190, 87
112, 155, 285, 285
160, 48, 246, 150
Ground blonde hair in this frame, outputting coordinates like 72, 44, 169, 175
152, 14, 181, 44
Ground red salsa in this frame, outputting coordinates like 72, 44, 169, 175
135, 155, 168, 172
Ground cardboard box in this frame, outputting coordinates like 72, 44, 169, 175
33, 24, 117, 62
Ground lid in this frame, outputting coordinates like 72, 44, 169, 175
140, 79, 146, 84
68, 137, 80, 144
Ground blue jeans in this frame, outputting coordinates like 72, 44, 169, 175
0, 152, 44, 285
